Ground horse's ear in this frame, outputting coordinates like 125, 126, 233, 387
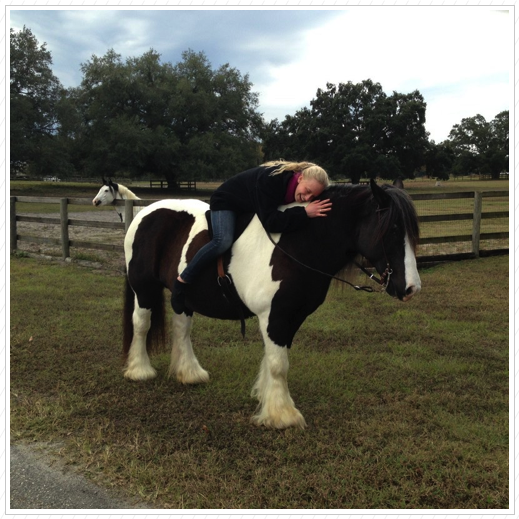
102, 177, 107, 185
109, 178, 119, 191
370, 179, 391, 209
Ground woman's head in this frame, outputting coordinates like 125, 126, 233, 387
263, 160, 330, 202
294, 174, 326, 203
299, 164, 330, 189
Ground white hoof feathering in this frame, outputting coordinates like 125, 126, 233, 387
250, 344, 306, 429
169, 313, 209, 384
251, 402, 307, 429
170, 362, 209, 385
123, 362, 157, 381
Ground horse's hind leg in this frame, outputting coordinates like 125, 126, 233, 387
168, 313, 209, 384
251, 315, 306, 429
124, 300, 157, 381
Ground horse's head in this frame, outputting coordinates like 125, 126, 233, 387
92, 178, 120, 207
357, 180, 421, 302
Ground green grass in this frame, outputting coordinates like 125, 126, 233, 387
403, 179, 508, 194
10, 255, 509, 509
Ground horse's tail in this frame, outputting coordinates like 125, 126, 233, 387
122, 277, 167, 360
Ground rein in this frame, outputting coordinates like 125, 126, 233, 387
112, 203, 123, 222
265, 207, 393, 293
110, 188, 124, 222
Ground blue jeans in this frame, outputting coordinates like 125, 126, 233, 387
180, 210, 236, 283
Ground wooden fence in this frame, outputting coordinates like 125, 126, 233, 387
10, 191, 509, 264
149, 180, 197, 191
412, 191, 508, 262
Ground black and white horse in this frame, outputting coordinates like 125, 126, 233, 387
92, 178, 141, 222
122, 180, 421, 429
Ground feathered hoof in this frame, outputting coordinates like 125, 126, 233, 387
251, 407, 307, 430
123, 364, 157, 381
170, 366, 210, 385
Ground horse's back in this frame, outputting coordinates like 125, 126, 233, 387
125, 199, 208, 244
128, 199, 209, 226
125, 199, 210, 285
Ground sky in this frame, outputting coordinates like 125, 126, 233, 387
9, 6, 512, 143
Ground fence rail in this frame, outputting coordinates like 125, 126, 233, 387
10, 191, 509, 263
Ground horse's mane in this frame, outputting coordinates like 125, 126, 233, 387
382, 185, 420, 251
117, 183, 140, 200
322, 183, 420, 251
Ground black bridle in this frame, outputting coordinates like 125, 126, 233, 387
354, 260, 392, 291
106, 184, 124, 222
266, 207, 393, 293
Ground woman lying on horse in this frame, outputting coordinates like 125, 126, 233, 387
172, 160, 333, 314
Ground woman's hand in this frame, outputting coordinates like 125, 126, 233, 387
305, 199, 332, 218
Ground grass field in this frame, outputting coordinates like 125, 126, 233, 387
10, 178, 509, 197
10, 254, 509, 509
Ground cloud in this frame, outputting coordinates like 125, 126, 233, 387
10, 7, 510, 142
424, 80, 509, 142
255, 8, 510, 139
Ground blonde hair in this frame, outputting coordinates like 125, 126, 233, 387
262, 160, 330, 188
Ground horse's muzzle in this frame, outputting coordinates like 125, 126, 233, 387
402, 284, 420, 302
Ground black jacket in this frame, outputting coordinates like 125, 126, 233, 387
210, 165, 309, 233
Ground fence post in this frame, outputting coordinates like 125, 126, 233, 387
472, 191, 483, 258
60, 198, 70, 259
10, 196, 17, 252
124, 199, 134, 232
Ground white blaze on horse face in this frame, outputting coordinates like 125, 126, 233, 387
92, 186, 114, 206
403, 233, 421, 302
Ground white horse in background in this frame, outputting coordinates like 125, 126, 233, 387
92, 178, 142, 222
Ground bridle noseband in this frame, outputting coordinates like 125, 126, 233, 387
354, 206, 393, 289
354, 261, 392, 291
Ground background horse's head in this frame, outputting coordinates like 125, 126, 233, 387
92, 178, 120, 206
356, 180, 421, 302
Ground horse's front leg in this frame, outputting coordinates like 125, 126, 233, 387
169, 313, 209, 384
251, 314, 306, 429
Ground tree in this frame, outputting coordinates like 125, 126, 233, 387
383, 90, 428, 179
448, 111, 509, 179
76, 49, 174, 179
262, 80, 428, 183
75, 48, 263, 186
488, 111, 509, 177
424, 141, 453, 180
167, 50, 263, 183
10, 26, 64, 175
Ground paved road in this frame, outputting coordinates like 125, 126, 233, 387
10, 444, 151, 510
